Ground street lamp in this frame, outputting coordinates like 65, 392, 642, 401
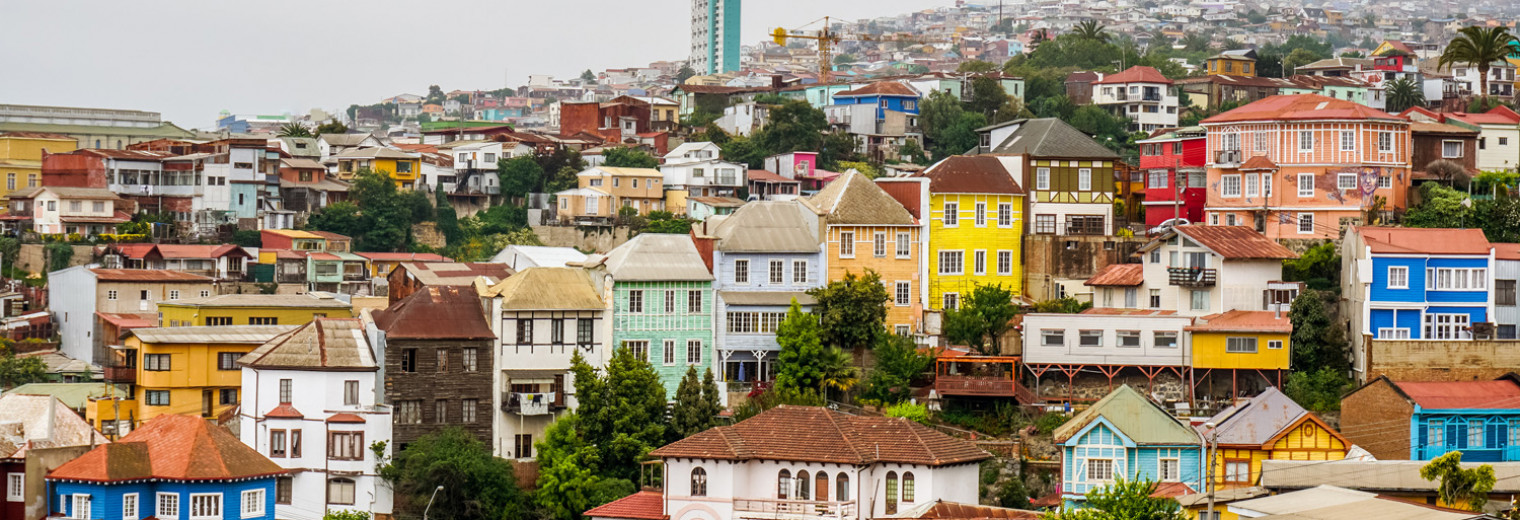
423, 485, 445, 520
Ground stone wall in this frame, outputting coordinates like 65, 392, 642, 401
17, 244, 95, 275
1368, 339, 1520, 382
529, 224, 632, 254
1022, 235, 1146, 301
411, 221, 446, 249
1029, 369, 1188, 404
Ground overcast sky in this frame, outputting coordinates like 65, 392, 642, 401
1, 0, 947, 129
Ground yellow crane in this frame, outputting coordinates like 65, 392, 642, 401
772, 16, 955, 84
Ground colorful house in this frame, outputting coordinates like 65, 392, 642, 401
975, 118, 1120, 236
0, 394, 109, 520
591, 233, 715, 398
1187, 310, 1292, 393
912, 156, 1025, 310
1206, 49, 1257, 77
1341, 375, 1520, 462
46, 415, 283, 520
554, 166, 666, 223
156, 293, 354, 327
803, 171, 923, 335
0, 131, 76, 200
333, 147, 421, 188
1199, 387, 1348, 489
1054, 385, 1203, 507
1137, 127, 1207, 227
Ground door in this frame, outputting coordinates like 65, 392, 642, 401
202, 390, 213, 417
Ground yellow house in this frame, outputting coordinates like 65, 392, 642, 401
334, 147, 421, 188
88, 325, 295, 437
0, 131, 77, 199
803, 171, 923, 335
1205, 50, 1257, 76
156, 293, 354, 327
915, 156, 1025, 311
1188, 310, 1291, 375
1199, 387, 1349, 490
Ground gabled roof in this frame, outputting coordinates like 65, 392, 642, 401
1093, 66, 1172, 85
1185, 310, 1292, 333
152, 244, 251, 259
710, 201, 820, 253
1201, 387, 1319, 446
334, 147, 416, 160
8, 186, 121, 200
355, 252, 451, 263
1396, 378, 1520, 410
476, 267, 604, 310
986, 119, 1120, 159
1201, 94, 1403, 124
372, 285, 495, 340
1166, 226, 1297, 260
128, 326, 296, 345
1052, 385, 1200, 446
834, 81, 920, 97
88, 269, 213, 283
650, 405, 989, 466
595, 233, 713, 282
919, 156, 1024, 195
1353, 226, 1491, 255
804, 171, 916, 226
47, 414, 284, 482
160, 294, 352, 309
1296, 57, 1375, 70
319, 133, 376, 147
395, 262, 513, 287
583, 491, 667, 520
0, 394, 108, 460
1085, 263, 1143, 287
239, 318, 376, 371
490, 245, 588, 268
1240, 155, 1278, 170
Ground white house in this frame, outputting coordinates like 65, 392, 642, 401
489, 245, 589, 271
715, 102, 771, 138
1091, 66, 1179, 133
664, 142, 723, 165
1023, 309, 1196, 368
3, 186, 125, 237
662, 158, 747, 201
588, 405, 990, 520
1448, 60, 1517, 98
238, 318, 393, 520
1131, 226, 1300, 317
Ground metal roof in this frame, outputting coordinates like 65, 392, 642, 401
718, 290, 818, 306
128, 325, 297, 344
1053, 385, 1201, 445
477, 267, 604, 310
1228, 486, 1376, 516
710, 201, 821, 253
597, 233, 713, 282
490, 245, 588, 269
1260, 460, 1520, 494
239, 318, 376, 371
987, 118, 1120, 159
159, 293, 352, 309
805, 171, 917, 226
0, 394, 109, 459
1160, 226, 1299, 260
372, 285, 495, 340
1353, 226, 1492, 255
89, 268, 213, 282
1200, 387, 1316, 446
919, 156, 1025, 195
1084, 263, 1143, 287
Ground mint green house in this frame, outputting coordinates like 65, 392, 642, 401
591, 233, 716, 399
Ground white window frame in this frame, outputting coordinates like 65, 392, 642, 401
839, 231, 855, 258
1298, 212, 1314, 234
792, 260, 808, 284
1244, 174, 1258, 197
1378, 327, 1411, 339
973, 250, 987, 276
1268, 340, 1284, 350
1036, 168, 1050, 190
1226, 337, 1258, 353
1078, 330, 1103, 347
1378, 131, 1393, 153
733, 259, 749, 284
1340, 130, 1355, 151
895, 232, 911, 258
895, 281, 910, 306
240, 489, 264, 519
1298, 130, 1314, 152
974, 202, 987, 227
1086, 458, 1114, 482
157, 492, 179, 520
1263, 172, 1272, 196
1388, 266, 1409, 289
938, 250, 964, 275
1041, 329, 1064, 347
943, 201, 959, 227
123, 493, 139, 520
1155, 331, 1179, 348
1078, 168, 1092, 191
1117, 330, 1142, 348
873, 232, 886, 258
686, 339, 703, 365
663, 339, 676, 365
1297, 173, 1315, 197
72, 494, 90, 520
5, 473, 20, 502
943, 293, 960, 310
996, 250, 1013, 275
769, 259, 784, 284
1159, 458, 1180, 482
997, 203, 1013, 228
1337, 173, 1357, 190
1442, 140, 1464, 158
1221, 175, 1241, 197
189, 493, 222, 520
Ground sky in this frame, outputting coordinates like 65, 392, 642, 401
1, 0, 946, 130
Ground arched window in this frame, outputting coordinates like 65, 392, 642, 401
815, 471, 829, 502
690, 467, 707, 497
796, 470, 810, 500
836, 473, 850, 502
885, 471, 899, 514
902, 472, 916, 503
777, 469, 791, 499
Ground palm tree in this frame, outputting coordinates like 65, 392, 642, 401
277, 123, 312, 138
1074, 20, 1110, 43
1181, 32, 1213, 53
1439, 26, 1519, 99
816, 347, 859, 396
1385, 76, 1426, 113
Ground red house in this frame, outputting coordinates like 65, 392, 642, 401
559, 96, 669, 154
1136, 126, 1207, 228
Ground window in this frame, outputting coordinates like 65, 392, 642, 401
943, 293, 959, 310
327, 478, 355, 505
107, 290, 117, 300
397, 400, 421, 424
1226, 337, 1258, 353
973, 250, 986, 275
199, 290, 210, 298
1443, 140, 1464, 158
123, 493, 139, 520
1160, 458, 1180, 482
789, 261, 807, 285
1379, 327, 1411, 339
434, 399, 450, 423
885, 471, 898, 514
624, 340, 649, 361
895, 282, 910, 306
189, 493, 220, 520
1268, 340, 1284, 350
1191, 290, 1209, 311
168, 290, 180, 300
687, 340, 702, 365
158, 493, 179, 520
1297, 213, 1314, 234
401, 349, 417, 372
1379, 175, 1392, 189
1498, 280, 1517, 306
144, 354, 171, 371
67, 495, 90, 520
628, 290, 644, 313
248, 317, 277, 325
6, 473, 21, 502
1264, 173, 1272, 196
1430, 419, 1446, 446
839, 231, 854, 258
276, 478, 293, 505
217, 352, 240, 371
1340, 130, 1355, 151
462, 399, 477, 423
1221, 175, 1241, 197
578, 318, 594, 346
689, 290, 704, 313
1079, 330, 1102, 347
1425, 313, 1473, 340
1298, 131, 1314, 152
938, 250, 964, 275
1378, 132, 1393, 152
997, 250, 1012, 275
241, 489, 264, 519
337, 380, 359, 406
1298, 173, 1315, 197
836, 474, 851, 502
1035, 214, 1056, 234
734, 259, 749, 284
1148, 169, 1168, 189
1155, 331, 1178, 348
219, 388, 237, 405
462, 348, 478, 372
1429, 268, 1487, 290
1087, 459, 1114, 481
1337, 173, 1357, 190
974, 202, 987, 227
769, 260, 784, 284
514, 434, 534, 458
896, 232, 911, 258
1245, 174, 1258, 197
665, 290, 677, 313
1150, 289, 1161, 308
1226, 214, 1237, 226
662, 339, 676, 365
1388, 266, 1409, 289
290, 430, 301, 458
1036, 168, 1050, 190
902, 472, 916, 503
1041, 329, 1064, 347
997, 203, 1013, 228
146, 390, 170, 406
1224, 460, 1250, 483
944, 201, 959, 226
1117, 330, 1141, 348
873, 232, 886, 257
1078, 168, 1092, 190
691, 468, 708, 497
777, 470, 791, 499
206, 316, 232, 326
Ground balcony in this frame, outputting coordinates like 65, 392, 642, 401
733, 499, 857, 518
936, 376, 1018, 397
1215, 150, 1242, 166
1167, 267, 1217, 287
103, 365, 136, 384
501, 391, 564, 415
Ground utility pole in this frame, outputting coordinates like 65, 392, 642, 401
1204, 424, 1219, 520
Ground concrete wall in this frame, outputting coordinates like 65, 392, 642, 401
529, 225, 631, 254
16, 243, 93, 275
1367, 339, 1520, 382
24, 446, 96, 520
1023, 235, 1146, 301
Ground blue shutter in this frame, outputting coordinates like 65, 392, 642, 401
1449, 422, 1463, 449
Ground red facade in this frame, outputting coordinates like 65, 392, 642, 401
558, 96, 667, 154
1138, 130, 1207, 227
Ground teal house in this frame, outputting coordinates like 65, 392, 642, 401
1053, 385, 1204, 508
590, 233, 716, 399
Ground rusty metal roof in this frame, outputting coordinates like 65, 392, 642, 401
1353, 226, 1491, 255
129, 325, 297, 345
373, 285, 495, 340
597, 233, 713, 282
886, 500, 1040, 520
1174, 225, 1298, 260
89, 269, 213, 282
1053, 385, 1200, 445
805, 171, 917, 226
1185, 310, 1292, 333
1201, 94, 1405, 125
1084, 263, 1143, 287
239, 318, 376, 371
1201, 387, 1316, 446
919, 156, 1024, 195
1395, 379, 1520, 409
710, 201, 821, 253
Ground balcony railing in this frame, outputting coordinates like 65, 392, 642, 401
501, 392, 563, 415
733, 499, 857, 518
103, 365, 136, 384
937, 376, 1017, 397
1167, 267, 1217, 287
1215, 150, 1242, 166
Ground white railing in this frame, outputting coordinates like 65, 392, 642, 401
732, 498, 857, 518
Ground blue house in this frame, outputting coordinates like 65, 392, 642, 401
46, 415, 284, 520
705, 201, 824, 385
1053, 385, 1203, 507
830, 81, 921, 118
1341, 375, 1520, 462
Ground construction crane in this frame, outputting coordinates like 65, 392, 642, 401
772, 16, 954, 84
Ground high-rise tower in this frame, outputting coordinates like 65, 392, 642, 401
690, 0, 741, 75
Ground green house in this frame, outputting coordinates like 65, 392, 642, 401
590, 233, 716, 399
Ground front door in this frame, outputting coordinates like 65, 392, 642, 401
202, 390, 213, 417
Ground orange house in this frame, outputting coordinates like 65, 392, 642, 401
803, 171, 924, 335
1200, 94, 1410, 239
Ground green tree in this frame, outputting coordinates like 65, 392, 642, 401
1041, 478, 1186, 520
1033, 297, 1092, 313
1404, 181, 1471, 229
897, 138, 930, 165
670, 366, 723, 440
719, 135, 767, 169
45, 242, 73, 272
773, 300, 835, 394
910, 90, 966, 156
0, 237, 20, 275
674, 64, 697, 84
600, 147, 659, 168
965, 76, 1012, 120
819, 131, 861, 171
535, 414, 637, 520
944, 284, 1020, 355
753, 101, 830, 157
425, 85, 445, 105
1439, 26, 1518, 99
435, 184, 462, 246
277, 123, 312, 138
1281, 242, 1341, 291
306, 201, 365, 238
1288, 290, 1349, 372
378, 428, 530, 520
1073, 20, 1110, 43
1282, 48, 1324, 74
1180, 32, 1213, 53
499, 155, 546, 200
1421, 451, 1497, 512
323, 510, 370, 520
643, 211, 695, 234
0, 341, 47, 389
580, 70, 598, 82
313, 121, 349, 137
1283, 367, 1353, 413
1385, 76, 1426, 113
859, 334, 934, 404
230, 230, 262, 248
806, 270, 889, 351
568, 349, 668, 483
1244, 10, 1267, 24
956, 60, 1001, 73
730, 385, 826, 422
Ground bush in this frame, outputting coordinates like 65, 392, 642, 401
885, 402, 930, 424
1035, 412, 1069, 434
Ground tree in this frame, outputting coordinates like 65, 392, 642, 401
567, 349, 667, 483
944, 284, 1020, 355
670, 366, 723, 440
920, 90, 982, 159
305, 201, 365, 239
534, 414, 636, 520
498, 155, 545, 200
378, 428, 530, 520
675, 63, 697, 84
0, 237, 20, 275
956, 60, 1001, 73
1404, 181, 1471, 230
642, 211, 695, 234
859, 334, 934, 404
806, 270, 889, 351
580, 69, 598, 83
1042, 479, 1186, 520
753, 101, 830, 157
277, 123, 311, 138
1244, 10, 1267, 24
434, 183, 462, 246
0, 341, 47, 389
1439, 26, 1518, 99
774, 299, 848, 395
1073, 20, 1110, 43
324, 510, 370, 520
1385, 76, 1426, 113
819, 131, 861, 171
1281, 242, 1341, 291
1180, 32, 1213, 53
600, 147, 659, 168
965, 76, 1012, 120
897, 139, 930, 165
425, 85, 445, 105
230, 230, 261, 248
1033, 297, 1092, 313
1281, 48, 1323, 74
1288, 290, 1349, 372
45, 242, 73, 272
1421, 451, 1496, 512
313, 121, 349, 137
1283, 367, 1353, 413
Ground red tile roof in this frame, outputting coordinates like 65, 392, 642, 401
919, 156, 1024, 195
747, 169, 796, 183
1240, 155, 1278, 170
89, 269, 214, 282
583, 491, 666, 520
1093, 66, 1173, 85
1174, 226, 1298, 260
372, 285, 495, 340
1185, 310, 1292, 333
1354, 226, 1491, 255
1085, 263, 1143, 287
649, 405, 989, 466
107, 244, 158, 260
1150, 482, 1197, 498
1201, 94, 1404, 124
1396, 379, 1520, 409
264, 404, 304, 419
835, 81, 919, 97
893, 500, 1040, 520
96, 312, 157, 330
153, 244, 250, 259
326, 413, 366, 423
47, 414, 285, 482
1494, 243, 1520, 261
1442, 106, 1520, 126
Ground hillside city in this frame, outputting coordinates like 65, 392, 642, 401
4, 1, 1520, 520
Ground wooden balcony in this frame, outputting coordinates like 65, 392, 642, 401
103, 365, 136, 384
732, 498, 857, 518
936, 376, 1018, 397
1167, 267, 1216, 287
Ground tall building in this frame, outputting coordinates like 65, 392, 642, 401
690, 0, 741, 75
